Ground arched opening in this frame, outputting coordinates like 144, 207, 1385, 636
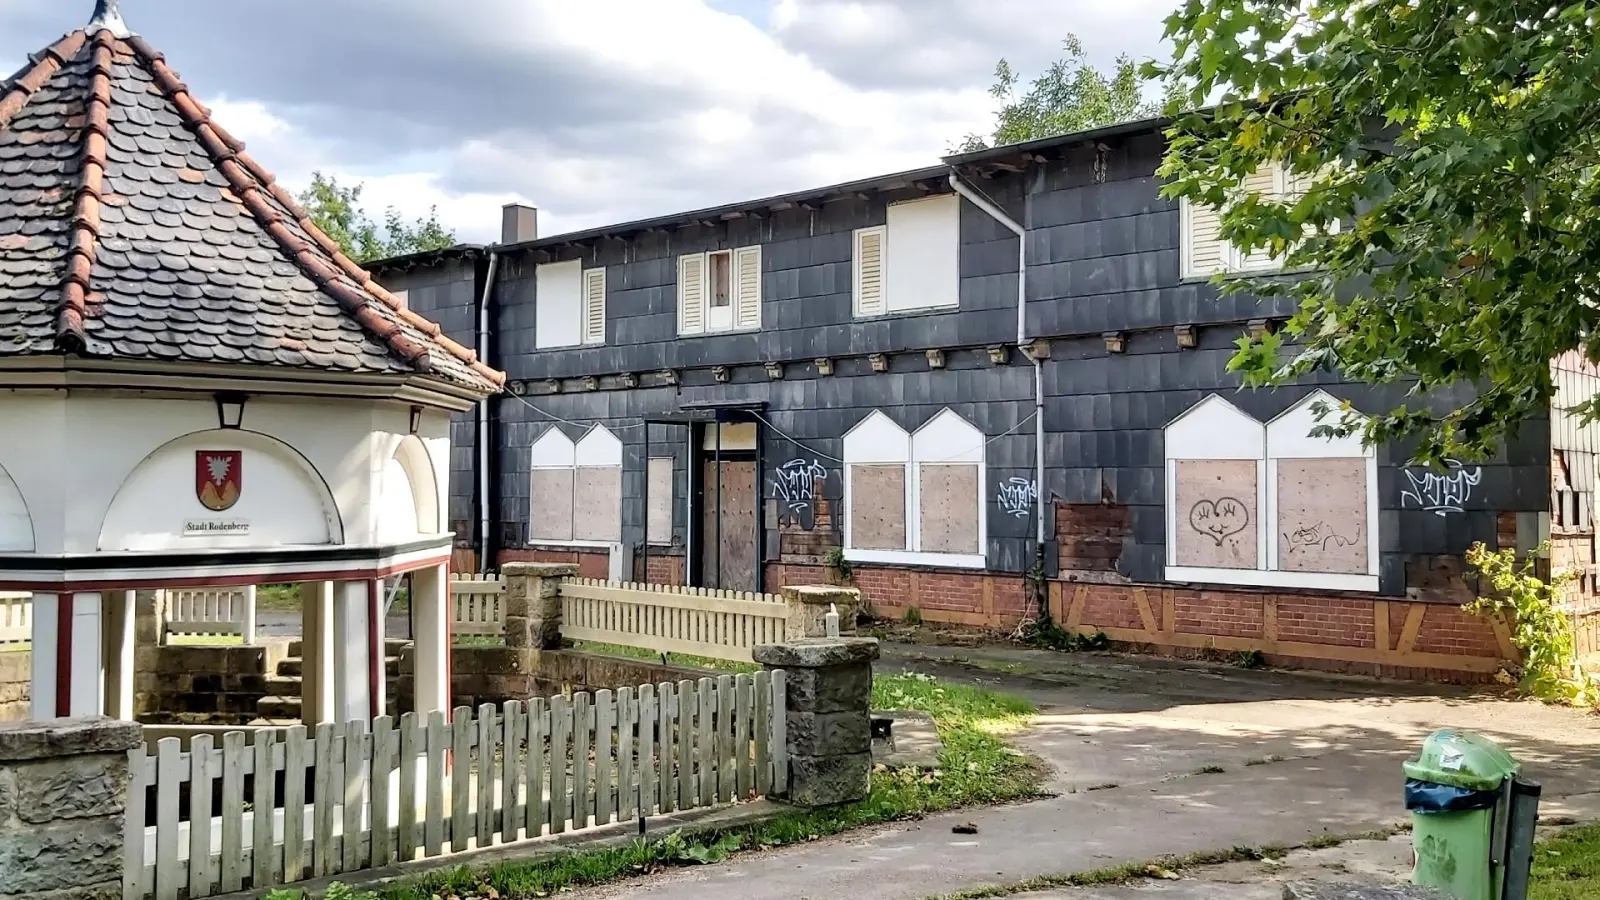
0, 460, 33, 552
98, 430, 342, 552
377, 436, 442, 543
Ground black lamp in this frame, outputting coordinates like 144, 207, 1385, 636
409, 406, 424, 435
216, 392, 247, 429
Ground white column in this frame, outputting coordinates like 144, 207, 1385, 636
331, 580, 373, 724
102, 590, 135, 720
411, 564, 450, 719
300, 581, 335, 725
29, 592, 59, 719
239, 584, 257, 646
68, 592, 104, 717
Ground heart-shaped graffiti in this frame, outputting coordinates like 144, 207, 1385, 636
1189, 497, 1249, 546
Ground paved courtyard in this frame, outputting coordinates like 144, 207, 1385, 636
577, 642, 1600, 900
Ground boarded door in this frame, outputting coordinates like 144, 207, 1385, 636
701, 459, 757, 590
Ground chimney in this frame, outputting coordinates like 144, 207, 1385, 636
501, 203, 538, 244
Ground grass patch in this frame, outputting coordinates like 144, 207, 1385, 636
1531, 822, 1600, 900
0, 641, 28, 653
256, 584, 303, 612
166, 634, 244, 647
571, 640, 759, 674
358, 673, 1040, 900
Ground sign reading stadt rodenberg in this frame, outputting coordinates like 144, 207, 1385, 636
196, 450, 242, 511
183, 519, 250, 537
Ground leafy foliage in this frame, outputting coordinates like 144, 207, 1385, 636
295, 172, 456, 264
957, 36, 1174, 153
1150, 0, 1600, 464
823, 547, 854, 583
1022, 619, 1110, 652
1465, 543, 1596, 706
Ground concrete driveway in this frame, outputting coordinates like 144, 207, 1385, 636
577, 643, 1600, 900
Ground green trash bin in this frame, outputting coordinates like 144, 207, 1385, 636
1404, 730, 1521, 900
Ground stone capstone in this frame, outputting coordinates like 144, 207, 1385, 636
13, 755, 130, 823
781, 585, 862, 639
753, 638, 879, 669
786, 752, 873, 807
0, 815, 124, 895
0, 718, 142, 762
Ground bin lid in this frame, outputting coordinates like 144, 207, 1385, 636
1402, 729, 1519, 791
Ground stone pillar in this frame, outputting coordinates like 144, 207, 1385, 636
752, 637, 879, 807
300, 581, 336, 725
411, 563, 451, 718
502, 563, 576, 650
132, 590, 165, 647
781, 585, 862, 639
0, 716, 142, 898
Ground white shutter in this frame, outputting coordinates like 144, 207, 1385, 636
853, 226, 886, 317
733, 245, 762, 330
677, 253, 706, 335
581, 267, 606, 345
1231, 164, 1286, 272
1181, 197, 1226, 278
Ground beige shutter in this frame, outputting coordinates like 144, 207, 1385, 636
1181, 198, 1226, 278
733, 245, 762, 330
854, 226, 886, 316
677, 253, 705, 335
581, 268, 606, 345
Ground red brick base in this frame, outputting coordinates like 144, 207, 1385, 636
498, 546, 610, 580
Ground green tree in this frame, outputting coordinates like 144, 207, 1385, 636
295, 172, 456, 263
1150, 0, 1600, 465
958, 35, 1172, 153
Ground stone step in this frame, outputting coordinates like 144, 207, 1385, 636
257, 695, 301, 719
287, 637, 412, 658
265, 675, 302, 696
276, 656, 402, 678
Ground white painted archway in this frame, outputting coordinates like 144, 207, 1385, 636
98, 430, 342, 551
377, 436, 441, 543
0, 461, 33, 552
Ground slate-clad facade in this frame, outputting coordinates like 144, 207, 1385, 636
374, 119, 1555, 681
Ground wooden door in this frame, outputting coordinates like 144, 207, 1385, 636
700, 459, 757, 590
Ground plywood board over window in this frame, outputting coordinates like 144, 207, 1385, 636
1276, 458, 1367, 574
850, 464, 907, 550
647, 458, 674, 544
530, 469, 576, 542
573, 467, 623, 542
1174, 459, 1259, 569
919, 464, 979, 554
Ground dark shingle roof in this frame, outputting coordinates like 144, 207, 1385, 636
0, 15, 502, 393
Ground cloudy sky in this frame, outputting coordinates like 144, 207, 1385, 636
0, 0, 1172, 243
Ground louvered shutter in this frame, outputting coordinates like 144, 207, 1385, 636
1181, 198, 1226, 278
1231, 164, 1286, 272
678, 253, 706, 335
854, 226, 886, 316
733, 245, 762, 330
581, 268, 606, 345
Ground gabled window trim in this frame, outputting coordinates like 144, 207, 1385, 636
526, 424, 625, 549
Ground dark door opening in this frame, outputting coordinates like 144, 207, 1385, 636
691, 421, 761, 592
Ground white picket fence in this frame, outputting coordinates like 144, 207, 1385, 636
0, 592, 29, 645
165, 587, 255, 643
561, 580, 788, 663
450, 574, 505, 637
126, 673, 787, 899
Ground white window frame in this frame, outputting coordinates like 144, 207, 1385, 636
853, 194, 961, 318
1162, 391, 1380, 592
535, 259, 586, 349
842, 409, 986, 569
677, 245, 762, 335
1179, 163, 1333, 280
526, 424, 625, 550
581, 267, 606, 346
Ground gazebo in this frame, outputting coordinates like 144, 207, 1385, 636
0, 1, 502, 723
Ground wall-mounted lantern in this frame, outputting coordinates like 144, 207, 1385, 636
215, 392, 247, 430
409, 405, 424, 435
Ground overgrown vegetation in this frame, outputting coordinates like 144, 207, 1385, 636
1233, 649, 1266, 669
903, 606, 924, 626
1020, 619, 1110, 652
352, 673, 1038, 900
1531, 823, 1600, 900
1465, 543, 1597, 706
823, 547, 854, 584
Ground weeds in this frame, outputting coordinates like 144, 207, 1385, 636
1233, 649, 1266, 669
1020, 619, 1109, 652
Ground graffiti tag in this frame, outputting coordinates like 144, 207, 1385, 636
1282, 521, 1362, 554
1189, 497, 1250, 546
997, 477, 1038, 519
772, 458, 827, 531
1400, 460, 1482, 516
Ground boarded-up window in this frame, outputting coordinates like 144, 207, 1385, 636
573, 466, 622, 542
1173, 459, 1258, 569
918, 464, 979, 553
849, 464, 907, 550
1276, 458, 1368, 574
529, 469, 576, 542
647, 457, 674, 544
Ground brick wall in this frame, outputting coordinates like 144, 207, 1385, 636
1057, 501, 1132, 579
765, 563, 1034, 628
499, 546, 610, 579
1172, 589, 1262, 639
133, 644, 287, 725
635, 553, 687, 586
